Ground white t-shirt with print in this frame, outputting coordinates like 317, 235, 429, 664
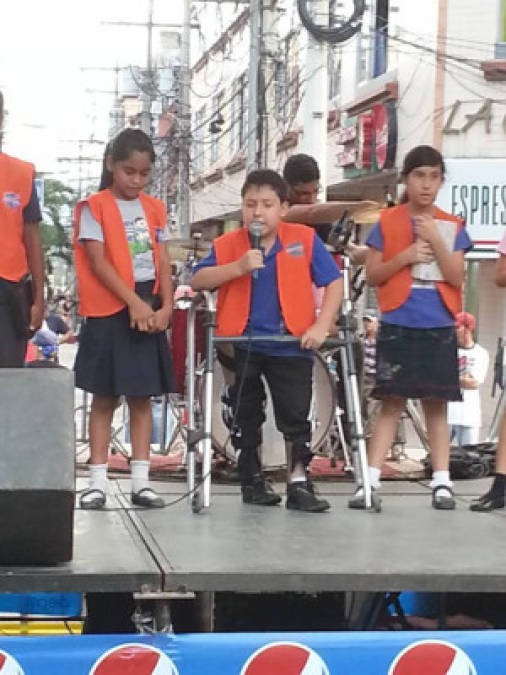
78, 197, 169, 282
447, 342, 489, 428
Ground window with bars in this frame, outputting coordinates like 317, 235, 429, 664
230, 72, 248, 155
193, 105, 206, 175
210, 91, 224, 165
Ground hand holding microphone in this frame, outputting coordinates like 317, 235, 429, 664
248, 221, 264, 280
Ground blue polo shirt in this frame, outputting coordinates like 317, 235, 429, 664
193, 231, 341, 357
367, 220, 473, 328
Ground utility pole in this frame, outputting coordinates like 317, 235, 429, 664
57, 139, 105, 199
301, 0, 329, 201
176, 0, 192, 238
247, 0, 261, 172
261, 0, 279, 169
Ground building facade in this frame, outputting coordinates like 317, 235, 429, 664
189, 0, 506, 436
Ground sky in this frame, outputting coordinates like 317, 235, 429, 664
0, 0, 183, 185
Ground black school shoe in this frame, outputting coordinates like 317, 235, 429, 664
131, 487, 165, 508
241, 477, 282, 506
286, 481, 330, 513
432, 485, 456, 510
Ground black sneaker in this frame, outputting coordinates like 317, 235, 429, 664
470, 488, 505, 512
241, 477, 282, 506
286, 481, 330, 512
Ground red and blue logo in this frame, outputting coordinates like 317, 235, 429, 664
389, 640, 477, 675
89, 643, 178, 675
2, 193, 21, 210
240, 641, 330, 675
0, 651, 24, 674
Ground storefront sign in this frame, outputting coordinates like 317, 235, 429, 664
336, 101, 397, 176
437, 158, 506, 252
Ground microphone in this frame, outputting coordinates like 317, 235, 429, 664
248, 221, 263, 280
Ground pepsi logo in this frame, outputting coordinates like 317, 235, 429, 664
240, 641, 330, 675
89, 643, 178, 675
0, 651, 24, 675
389, 640, 477, 675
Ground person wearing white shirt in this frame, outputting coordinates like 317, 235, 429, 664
447, 311, 489, 446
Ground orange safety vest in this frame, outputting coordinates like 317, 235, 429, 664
214, 222, 316, 336
73, 189, 165, 317
0, 153, 35, 281
376, 203, 464, 317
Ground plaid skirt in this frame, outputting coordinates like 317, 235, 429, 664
373, 322, 461, 401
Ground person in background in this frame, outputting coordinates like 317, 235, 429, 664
447, 312, 489, 447
32, 304, 74, 362
0, 90, 44, 366
192, 169, 343, 512
471, 234, 506, 511
282, 153, 376, 264
351, 145, 472, 511
73, 128, 173, 510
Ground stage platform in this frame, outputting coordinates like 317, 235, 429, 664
0, 478, 505, 596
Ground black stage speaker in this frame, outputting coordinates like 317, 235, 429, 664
0, 369, 75, 564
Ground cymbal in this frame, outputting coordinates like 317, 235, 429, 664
168, 237, 212, 252
350, 204, 381, 225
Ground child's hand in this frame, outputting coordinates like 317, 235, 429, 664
406, 239, 434, 265
148, 306, 172, 333
413, 214, 439, 244
300, 324, 328, 350
128, 296, 155, 331
238, 249, 264, 275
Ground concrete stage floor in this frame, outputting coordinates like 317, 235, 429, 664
0, 478, 504, 595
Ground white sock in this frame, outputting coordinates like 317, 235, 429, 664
131, 460, 150, 494
355, 466, 381, 496
368, 466, 381, 489
88, 464, 107, 491
430, 470, 452, 498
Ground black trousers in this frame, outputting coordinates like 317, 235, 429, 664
0, 277, 30, 367
225, 348, 313, 472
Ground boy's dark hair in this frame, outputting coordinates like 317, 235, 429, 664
241, 169, 289, 203
283, 153, 320, 186
99, 128, 156, 191
400, 145, 445, 203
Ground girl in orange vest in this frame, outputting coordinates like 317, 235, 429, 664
349, 145, 472, 511
73, 129, 173, 510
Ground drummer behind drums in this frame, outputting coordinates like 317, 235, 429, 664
191, 169, 343, 512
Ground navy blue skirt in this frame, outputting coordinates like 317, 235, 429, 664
373, 322, 461, 401
74, 307, 173, 397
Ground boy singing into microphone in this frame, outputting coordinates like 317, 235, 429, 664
192, 170, 342, 512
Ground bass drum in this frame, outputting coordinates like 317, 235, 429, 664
209, 351, 335, 469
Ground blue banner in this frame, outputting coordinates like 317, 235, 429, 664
0, 630, 504, 673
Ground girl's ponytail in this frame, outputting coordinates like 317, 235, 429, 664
99, 142, 113, 191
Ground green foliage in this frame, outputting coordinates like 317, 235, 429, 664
39, 177, 76, 277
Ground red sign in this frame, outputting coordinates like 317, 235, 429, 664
336, 101, 397, 172
89, 644, 178, 675
240, 642, 330, 675
389, 640, 477, 675
356, 112, 373, 170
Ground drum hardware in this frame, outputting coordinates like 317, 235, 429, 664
327, 214, 380, 511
